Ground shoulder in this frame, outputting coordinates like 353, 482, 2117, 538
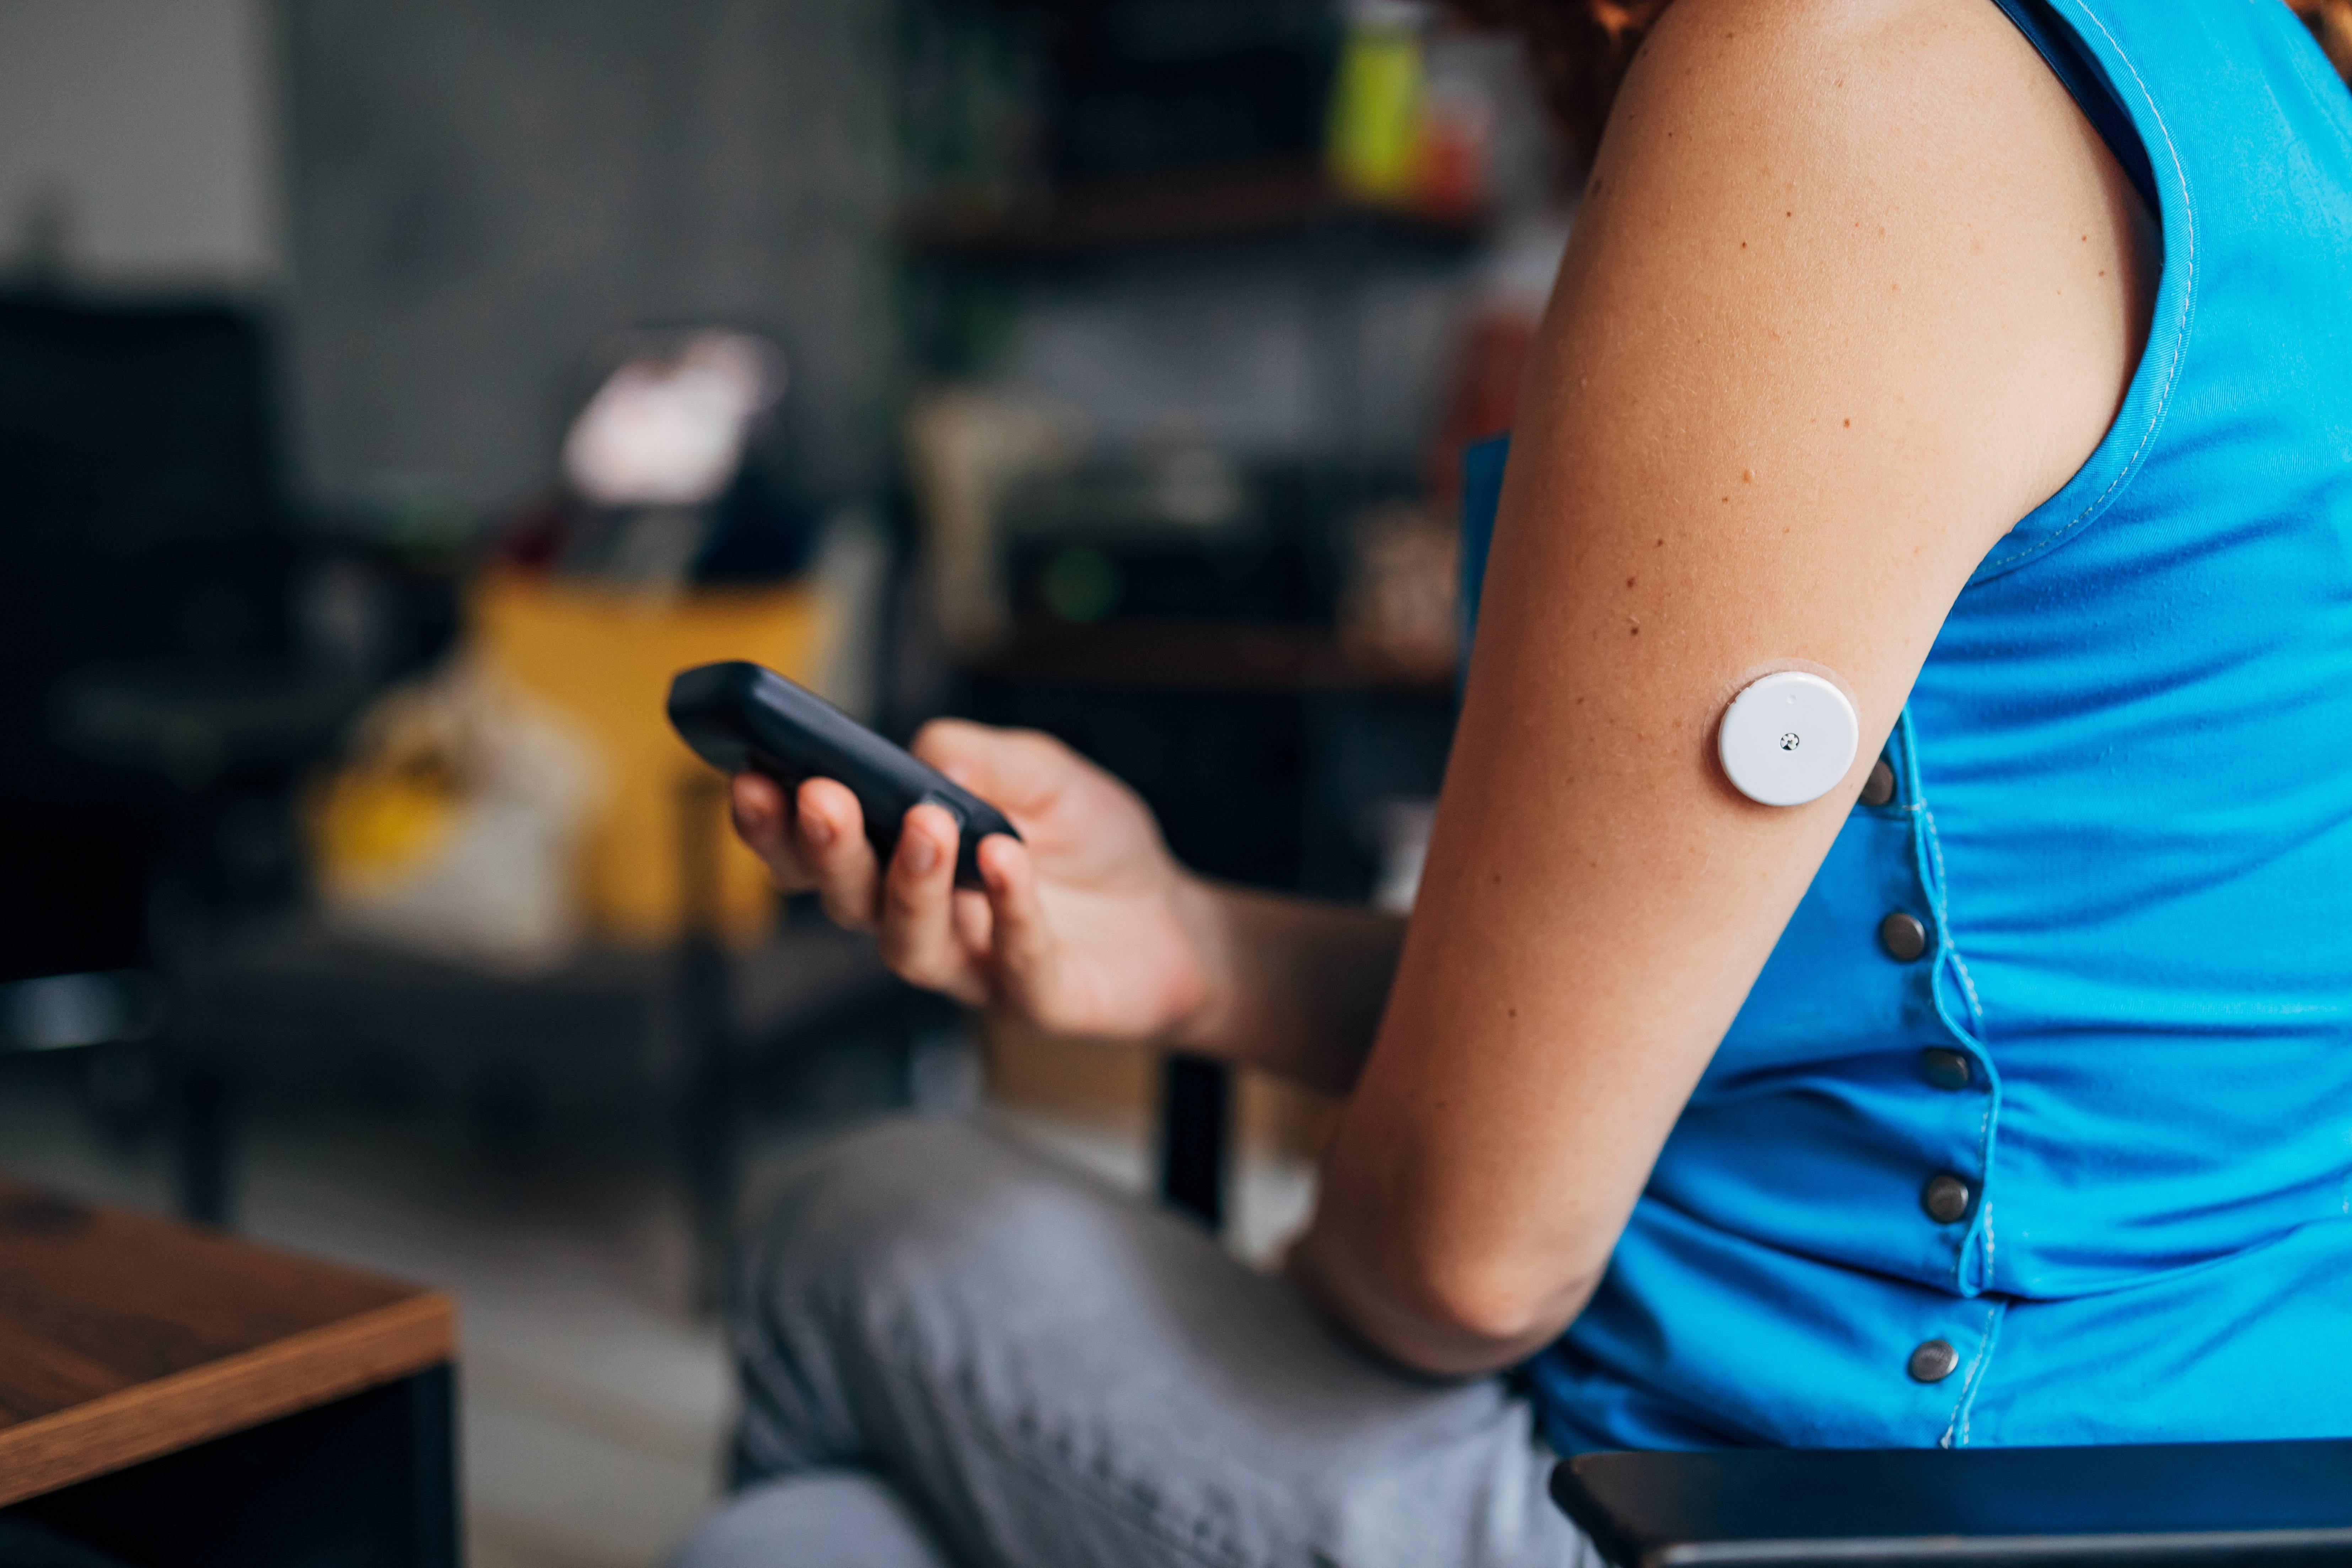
1593, 0, 2120, 238
1534, 0, 2151, 531
1617, 0, 2066, 147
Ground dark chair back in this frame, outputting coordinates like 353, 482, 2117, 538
0, 298, 287, 982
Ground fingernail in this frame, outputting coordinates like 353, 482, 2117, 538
906, 833, 938, 875
803, 815, 833, 850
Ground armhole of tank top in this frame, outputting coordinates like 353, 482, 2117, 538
1967, 0, 2196, 587
1457, 432, 1509, 688
1987, 0, 2157, 210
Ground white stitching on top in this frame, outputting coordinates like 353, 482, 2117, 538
1919, 808, 1988, 1032
1958, 1301, 2004, 1447
1939, 1300, 2007, 1448
1894, 719, 2017, 1396
1947, 946, 1987, 1035
1977, 1130, 1996, 1288
1974, 0, 2198, 578
1906, 724, 2000, 1295
1961, 1030, 1997, 1295
1926, 801, 1996, 1293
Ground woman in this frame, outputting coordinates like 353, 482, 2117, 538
681, 1, 2352, 1563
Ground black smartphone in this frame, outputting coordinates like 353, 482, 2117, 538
666, 661, 1019, 890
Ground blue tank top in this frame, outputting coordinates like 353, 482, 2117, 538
1461, 0, 2352, 1449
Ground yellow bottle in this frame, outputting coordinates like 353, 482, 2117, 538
1326, 1, 1429, 206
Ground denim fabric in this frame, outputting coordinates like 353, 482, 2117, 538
676, 1472, 956, 1568
696, 1119, 1594, 1568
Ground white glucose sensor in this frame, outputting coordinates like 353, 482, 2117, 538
1717, 671, 1859, 807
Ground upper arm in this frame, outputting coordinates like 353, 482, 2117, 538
1306, 0, 2154, 1371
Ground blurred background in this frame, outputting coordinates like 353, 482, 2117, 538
0, 2, 1566, 1562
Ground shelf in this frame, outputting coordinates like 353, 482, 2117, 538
902, 159, 1488, 260
967, 621, 1454, 695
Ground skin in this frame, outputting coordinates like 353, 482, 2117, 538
733, 0, 2156, 1377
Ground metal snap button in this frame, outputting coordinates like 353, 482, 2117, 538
1908, 1338, 1961, 1383
1878, 911, 1929, 962
1922, 1173, 1975, 1225
1859, 755, 1896, 807
1921, 1047, 1974, 1091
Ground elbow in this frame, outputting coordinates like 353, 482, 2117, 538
1300, 1140, 1615, 1375
1399, 1254, 1596, 1363
1300, 1222, 1598, 1378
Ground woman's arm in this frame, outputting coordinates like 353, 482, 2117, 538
1291, 0, 2156, 1376
1168, 886, 1404, 1096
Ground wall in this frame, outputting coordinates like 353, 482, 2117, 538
280, 0, 900, 515
0, 0, 280, 287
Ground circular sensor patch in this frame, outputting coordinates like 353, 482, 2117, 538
1717, 671, 1859, 807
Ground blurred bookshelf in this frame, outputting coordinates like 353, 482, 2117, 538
890, 0, 1544, 1230
977, 621, 1450, 695
902, 159, 1488, 261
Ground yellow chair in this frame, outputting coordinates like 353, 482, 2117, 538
473, 571, 829, 946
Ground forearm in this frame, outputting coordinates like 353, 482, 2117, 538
1168, 879, 1405, 1097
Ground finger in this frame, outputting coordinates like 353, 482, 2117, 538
875, 803, 987, 1002
977, 833, 1057, 1019
730, 773, 800, 880
799, 777, 881, 930
950, 885, 997, 963
909, 720, 1073, 823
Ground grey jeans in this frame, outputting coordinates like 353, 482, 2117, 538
672, 1117, 1594, 1568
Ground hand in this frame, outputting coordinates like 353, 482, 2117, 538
728, 721, 1220, 1041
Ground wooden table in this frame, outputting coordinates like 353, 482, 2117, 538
0, 1178, 457, 1567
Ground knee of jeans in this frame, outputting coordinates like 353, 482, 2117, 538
673, 1471, 954, 1568
735, 1117, 1047, 1336
727, 1120, 1030, 1476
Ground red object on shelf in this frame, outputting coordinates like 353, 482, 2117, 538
1428, 309, 1538, 515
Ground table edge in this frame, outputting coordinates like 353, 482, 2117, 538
0, 1289, 456, 1508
